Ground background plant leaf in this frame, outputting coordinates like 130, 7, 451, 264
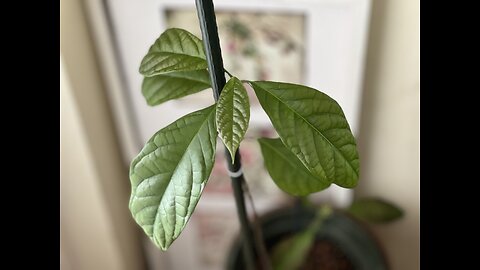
142, 70, 211, 106
129, 105, 217, 250
271, 206, 332, 270
258, 138, 331, 196
347, 197, 404, 223
251, 81, 359, 188
216, 77, 250, 162
139, 28, 207, 76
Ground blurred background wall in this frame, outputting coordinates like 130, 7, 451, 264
357, 0, 419, 269
60, 0, 419, 269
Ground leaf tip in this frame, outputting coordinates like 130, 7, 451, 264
145, 99, 156, 107
334, 174, 360, 189
227, 146, 236, 164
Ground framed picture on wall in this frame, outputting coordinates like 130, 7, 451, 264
164, 8, 306, 110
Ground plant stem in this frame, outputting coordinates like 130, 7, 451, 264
195, 1, 256, 269
243, 180, 272, 270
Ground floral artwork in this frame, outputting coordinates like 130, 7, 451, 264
165, 9, 305, 107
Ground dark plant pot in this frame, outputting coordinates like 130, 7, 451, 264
226, 206, 388, 270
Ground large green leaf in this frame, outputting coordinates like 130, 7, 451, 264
258, 138, 330, 196
347, 198, 404, 224
251, 81, 359, 188
129, 105, 217, 250
139, 28, 207, 76
142, 70, 211, 106
216, 77, 250, 162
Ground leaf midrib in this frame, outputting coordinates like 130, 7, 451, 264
159, 71, 210, 85
228, 82, 235, 151
134, 107, 215, 248
251, 82, 358, 178
156, 107, 214, 194
259, 139, 319, 181
147, 51, 206, 62
156, 107, 214, 247
141, 52, 207, 76
132, 108, 214, 204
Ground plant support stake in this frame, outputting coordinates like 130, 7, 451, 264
195, 0, 256, 269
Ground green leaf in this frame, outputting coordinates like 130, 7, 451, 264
251, 81, 359, 188
271, 234, 312, 270
139, 28, 207, 76
271, 206, 332, 270
142, 70, 211, 106
216, 77, 250, 162
347, 198, 404, 223
129, 105, 217, 250
258, 138, 330, 196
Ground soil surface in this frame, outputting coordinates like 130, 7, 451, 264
259, 239, 354, 270
299, 239, 354, 270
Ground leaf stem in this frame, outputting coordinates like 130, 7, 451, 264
225, 68, 234, 78
243, 179, 272, 270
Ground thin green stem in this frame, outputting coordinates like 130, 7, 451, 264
243, 180, 272, 270
299, 196, 314, 208
225, 69, 234, 78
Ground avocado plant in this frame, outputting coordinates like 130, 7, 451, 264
128, 0, 364, 266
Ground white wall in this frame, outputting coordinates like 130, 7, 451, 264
357, 0, 419, 269
61, 57, 124, 270
60, 0, 146, 268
